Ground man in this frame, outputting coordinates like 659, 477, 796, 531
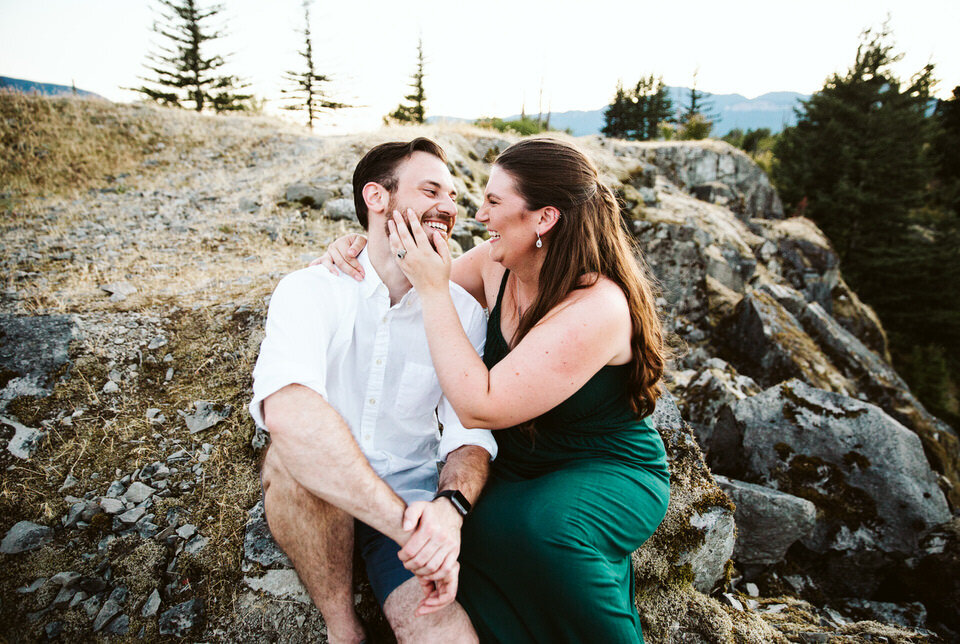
249, 138, 494, 643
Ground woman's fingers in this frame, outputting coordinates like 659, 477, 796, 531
391, 210, 417, 249
404, 208, 433, 248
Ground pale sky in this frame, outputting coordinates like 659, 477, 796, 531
1, 0, 957, 134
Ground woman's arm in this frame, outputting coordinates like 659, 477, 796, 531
391, 210, 631, 429
313, 233, 487, 307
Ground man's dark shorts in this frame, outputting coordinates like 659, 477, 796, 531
354, 520, 414, 607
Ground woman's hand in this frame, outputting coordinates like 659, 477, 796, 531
309, 234, 367, 281
389, 209, 451, 295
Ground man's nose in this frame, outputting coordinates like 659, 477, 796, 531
437, 193, 457, 216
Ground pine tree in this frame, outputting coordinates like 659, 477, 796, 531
679, 69, 715, 138
773, 26, 933, 275
132, 0, 250, 112
281, 0, 349, 130
603, 76, 672, 141
772, 26, 960, 424
387, 38, 426, 124
602, 81, 630, 139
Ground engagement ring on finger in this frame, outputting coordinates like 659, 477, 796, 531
397, 249, 407, 260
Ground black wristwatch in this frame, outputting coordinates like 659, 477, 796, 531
433, 489, 471, 518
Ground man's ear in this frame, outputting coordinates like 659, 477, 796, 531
362, 182, 388, 215
537, 206, 561, 235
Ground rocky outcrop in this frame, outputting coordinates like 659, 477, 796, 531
0, 98, 953, 642
0, 314, 76, 410
711, 379, 950, 555
605, 139, 784, 220
714, 476, 817, 565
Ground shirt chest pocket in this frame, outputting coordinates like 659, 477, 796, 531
395, 362, 442, 419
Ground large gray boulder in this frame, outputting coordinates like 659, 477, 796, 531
670, 358, 760, 446
714, 475, 817, 565
634, 392, 736, 597
723, 290, 852, 394
0, 314, 77, 410
626, 140, 784, 220
710, 379, 950, 556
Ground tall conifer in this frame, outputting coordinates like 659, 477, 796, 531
133, 0, 250, 112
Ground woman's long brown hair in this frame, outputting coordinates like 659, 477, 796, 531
495, 137, 666, 418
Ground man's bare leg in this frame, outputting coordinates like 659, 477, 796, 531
383, 578, 478, 644
261, 445, 365, 644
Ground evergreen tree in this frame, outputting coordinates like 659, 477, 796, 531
772, 26, 960, 425
281, 0, 349, 130
133, 0, 250, 112
602, 81, 630, 139
679, 69, 715, 139
773, 26, 933, 276
387, 38, 426, 124
603, 76, 672, 141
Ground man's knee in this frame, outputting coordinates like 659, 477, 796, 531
383, 578, 476, 643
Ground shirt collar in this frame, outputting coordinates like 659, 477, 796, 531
358, 249, 386, 298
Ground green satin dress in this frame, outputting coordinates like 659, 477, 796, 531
458, 271, 670, 644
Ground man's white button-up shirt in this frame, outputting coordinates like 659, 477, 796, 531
250, 250, 496, 504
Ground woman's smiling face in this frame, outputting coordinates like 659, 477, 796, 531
476, 165, 536, 265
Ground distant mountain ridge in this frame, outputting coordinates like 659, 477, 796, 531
1, 76, 102, 99
432, 86, 809, 137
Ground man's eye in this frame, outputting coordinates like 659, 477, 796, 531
425, 189, 437, 197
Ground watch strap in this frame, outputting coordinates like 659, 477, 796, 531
433, 489, 471, 517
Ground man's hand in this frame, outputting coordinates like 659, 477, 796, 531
399, 498, 463, 579
414, 562, 460, 616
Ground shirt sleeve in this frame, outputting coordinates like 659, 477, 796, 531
438, 299, 497, 462
249, 269, 338, 430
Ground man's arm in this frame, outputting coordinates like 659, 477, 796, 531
263, 384, 409, 546
399, 444, 491, 615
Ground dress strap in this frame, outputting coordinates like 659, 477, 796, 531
493, 269, 510, 316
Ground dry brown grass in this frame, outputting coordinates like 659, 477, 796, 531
0, 90, 168, 198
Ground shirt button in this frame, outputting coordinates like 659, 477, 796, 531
381, 316, 387, 323
369, 398, 376, 405
375, 359, 382, 365
364, 434, 371, 440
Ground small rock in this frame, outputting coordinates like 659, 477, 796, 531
244, 569, 310, 604
178, 401, 232, 434
184, 534, 209, 554
158, 598, 203, 637
322, 198, 357, 222
165, 367, 174, 381
0, 415, 46, 459
100, 498, 125, 514
147, 336, 168, 350
721, 593, 744, 611
118, 507, 146, 524
176, 524, 197, 540
45, 622, 63, 639
99, 281, 137, 301
70, 590, 89, 608
52, 584, 78, 608
1, 520, 53, 554
50, 571, 81, 587
93, 598, 122, 632
102, 380, 120, 394
62, 501, 86, 528
16, 577, 47, 593
58, 474, 78, 492
123, 481, 155, 504
141, 589, 161, 617
745, 582, 759, 597
106, 480, 125, 497
104, 614, 129, 635
83, 595, 102, 620
167, 449, 189, 462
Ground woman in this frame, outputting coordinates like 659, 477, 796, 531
323, 138, 669, 643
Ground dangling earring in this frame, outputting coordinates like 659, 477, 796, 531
536, 231, 542, 248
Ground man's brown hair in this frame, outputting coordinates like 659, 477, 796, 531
352, 137, 447, 229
